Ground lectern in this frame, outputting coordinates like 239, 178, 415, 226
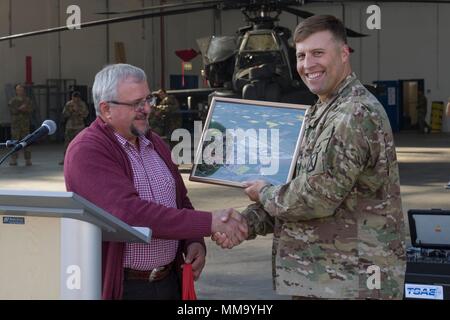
0, 190, 151, 300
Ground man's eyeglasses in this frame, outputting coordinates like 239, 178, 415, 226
107, 95, 157, 111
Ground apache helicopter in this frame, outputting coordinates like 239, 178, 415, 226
0, 0, 368, 118
193, 0, 367, 108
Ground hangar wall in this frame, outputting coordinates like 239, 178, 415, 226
0, 1, 449, 126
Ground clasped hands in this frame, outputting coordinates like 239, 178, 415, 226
211, 180, 270, 249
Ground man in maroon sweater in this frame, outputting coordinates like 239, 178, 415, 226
64, 64, 247, 299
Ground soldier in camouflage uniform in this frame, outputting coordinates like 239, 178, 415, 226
213, 15, 406, 300
8, 84, 33, 166
148, 89, 182, 147
59, 91, 89, 165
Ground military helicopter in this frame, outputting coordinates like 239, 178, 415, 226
0, 0, 368, 115
193, 0, 367, 107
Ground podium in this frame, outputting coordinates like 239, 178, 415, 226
0, 190, 151, 300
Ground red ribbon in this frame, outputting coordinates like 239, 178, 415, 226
182, 263, 197, 300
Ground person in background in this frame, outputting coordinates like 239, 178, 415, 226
417, 89, 431, 134
148, 88, 182, 148
59, 91, 89, 165
8, 84, 33, 166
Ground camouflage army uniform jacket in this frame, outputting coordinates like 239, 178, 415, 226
149, 95, 182, 137
9, 96, 33, 124
241, 73, 406, 299
63, 100, 89, 131
159, 96, 180, 113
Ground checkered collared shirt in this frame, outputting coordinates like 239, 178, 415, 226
114, 133, 179, 271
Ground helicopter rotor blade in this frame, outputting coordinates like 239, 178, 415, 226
0, 5, 217, 42
344, 28, 368, 38
281, 6, 315, 19
282, 6, 368, 38
96, 0, 224, 15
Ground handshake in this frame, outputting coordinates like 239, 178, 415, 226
210, 208, 248, 249
209, 180, 270, 249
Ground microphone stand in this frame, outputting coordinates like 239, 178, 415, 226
0, 140, 18, 166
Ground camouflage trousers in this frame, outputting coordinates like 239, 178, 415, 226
63, 128, 84, 157
417, 111, 430, 133
10, 125, 31, 162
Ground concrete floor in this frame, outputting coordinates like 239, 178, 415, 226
1, 131, 449, 299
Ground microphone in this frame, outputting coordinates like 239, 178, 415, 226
13, 120, 57, 151
0, 140, 18, 148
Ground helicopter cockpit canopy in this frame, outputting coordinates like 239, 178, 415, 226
240, 32, 279, 51
236, 30, 286, 71
233, 29, 293, 97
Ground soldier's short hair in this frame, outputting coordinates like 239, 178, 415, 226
72, 91, 81, 98
92, 63, 147, 116
293, 15, 347, 45
156, 89, 167, 99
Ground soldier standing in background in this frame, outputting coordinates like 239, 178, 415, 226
417, 89, 431, 134
59, 91, 89, 165
213, 15, 406, 300
148, 89, 182, 148
8, 84, 33, 166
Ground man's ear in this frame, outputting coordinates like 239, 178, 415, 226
341, 44, 350, 62
99, 102, 112, 120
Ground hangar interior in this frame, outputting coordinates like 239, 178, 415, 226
0, 1, 450, 301
0, 0, 450, 137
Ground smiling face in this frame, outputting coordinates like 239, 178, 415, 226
296, 30, 351, 103
100, 78, 151, 144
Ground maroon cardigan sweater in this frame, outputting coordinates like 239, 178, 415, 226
64, 117, 212, 299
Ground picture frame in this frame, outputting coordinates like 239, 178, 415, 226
189, 97, 309, 188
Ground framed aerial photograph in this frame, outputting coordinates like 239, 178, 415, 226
189, 97, 309, 188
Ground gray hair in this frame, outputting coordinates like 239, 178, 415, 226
92, 63, 147, 115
